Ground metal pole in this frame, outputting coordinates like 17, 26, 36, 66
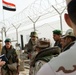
12, 24, 21, 43
33, 23, 35, 32
28, 16, 40, 32
60, 7, 66, 32
2, 27, 6, 46
52, 5, 66, 32
16, 29, 18, 43
1, 28, 3, 46
60, 15, 62, 31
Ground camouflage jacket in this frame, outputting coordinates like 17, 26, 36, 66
27, 39, 38, 53
1, 45, 19, 70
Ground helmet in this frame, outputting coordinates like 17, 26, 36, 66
5, 38, 11, 42
30, 31, 38, 37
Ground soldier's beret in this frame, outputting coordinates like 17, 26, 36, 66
53, 30, 62, 35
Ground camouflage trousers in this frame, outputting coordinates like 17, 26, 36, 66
1, 69, 18, 75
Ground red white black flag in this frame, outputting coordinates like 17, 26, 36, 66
2, 0, 16, 11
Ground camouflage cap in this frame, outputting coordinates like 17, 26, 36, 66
63, 29, 75, 38
30, 31, 38, 37
53, 30, 62, 35
5, 38, 11, 42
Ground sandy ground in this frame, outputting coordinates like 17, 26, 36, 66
19, 68, 29, 75
19, 63, 30, 75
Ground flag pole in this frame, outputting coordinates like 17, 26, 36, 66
1, 0, 6, 46
1, 0, 16, 45
2, 0, 5, 22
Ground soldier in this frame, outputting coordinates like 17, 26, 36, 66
1, 38, 19, 75
27, 31, 38, 59
29, 38, 51, 75
61, 29, 76, 52
53, 30, 62, 48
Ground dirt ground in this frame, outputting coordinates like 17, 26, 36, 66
19, 68, 29, 75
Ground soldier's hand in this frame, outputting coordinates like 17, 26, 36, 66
0, 59, 6, 67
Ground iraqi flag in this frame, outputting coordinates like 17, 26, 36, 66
2, 0, 16, 11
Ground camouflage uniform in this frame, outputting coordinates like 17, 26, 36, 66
27, 32, 38, 59
53, 30, 62, 48
1, 45, 19, 75
27, 39, 38, 53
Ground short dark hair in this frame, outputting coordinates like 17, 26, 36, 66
67, 0, 76, 25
